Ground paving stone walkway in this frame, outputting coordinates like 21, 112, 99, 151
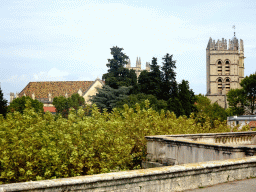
184, 178, 256, 192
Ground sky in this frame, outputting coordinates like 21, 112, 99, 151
1, 0, 256, 102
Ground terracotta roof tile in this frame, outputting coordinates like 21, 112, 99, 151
19, 81, 95, 99
249, 121, 256, 128
43, 107, 56, 113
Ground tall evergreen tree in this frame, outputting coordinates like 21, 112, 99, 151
138, 70, 151, 95
149, 57, 162, 99
137, 57, 162, 99
161, 53, 177, 100
102, 46, 137, 89
0, 87, 8, 118
178, 80, 196, 117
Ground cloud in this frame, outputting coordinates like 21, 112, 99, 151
33, 68, 69, 81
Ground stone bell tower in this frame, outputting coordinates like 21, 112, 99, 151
206, 31, 245, 108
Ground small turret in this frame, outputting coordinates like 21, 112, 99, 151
146, 62, 150, 71
126, 58, 131, 68
10, 92, 14, 103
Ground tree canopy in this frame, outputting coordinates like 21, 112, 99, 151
90, 85, 131, 112
8, 96, 44, 114
102, 46, 137, 89
226, 88, 247, 115
53, 93, 85, 118
240, 73, 256, 114
161, 53, 177, 100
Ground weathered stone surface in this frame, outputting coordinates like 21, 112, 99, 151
144, 132, 256, 167
0, 156, 256, 191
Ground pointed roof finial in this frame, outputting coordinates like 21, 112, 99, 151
232, 25, 236, 37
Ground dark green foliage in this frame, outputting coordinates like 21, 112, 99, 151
240, 73, 256, 114
138, 57, 162, 98
53, 93, 85, 118
227, 88, 247, 115
68, 93, 85, 111
117, 93, 167, 113
53, 96, 70, 118
161, 53, 177, 100
8, 96, 43, 114
102, 46, 137, 89
0, 87, 8, 118
178, 80, 196, 117
90, 85, 130, 112
138, 70, 151, 95
167, 97, 184, 117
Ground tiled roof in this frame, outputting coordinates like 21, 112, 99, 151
249, 121, 256, 128
19, 81, 95, 99
43, 106, 56, 113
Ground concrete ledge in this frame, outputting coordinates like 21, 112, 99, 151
1, 156, 256, 191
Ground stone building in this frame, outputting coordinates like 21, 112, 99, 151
125, 57, 150, 78
10, 78, 104, 113
206, 34, 245, 108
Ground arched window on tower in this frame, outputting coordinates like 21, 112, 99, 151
217, 61, 222, 75
225, 60, 230, 75
218, 78, 222, 94
225, 78, 230, 92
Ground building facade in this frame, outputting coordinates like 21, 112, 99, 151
206, 35, 245, 108
125, 57, 150, 78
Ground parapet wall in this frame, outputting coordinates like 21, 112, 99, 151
144, 132, 256, 167
1, 156, 256, 192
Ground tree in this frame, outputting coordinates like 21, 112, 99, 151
178, 80, 196, 117
149, 57, 162, 99
240, 73, 256, 114
102, 46, 137, 89
117, 93, 167, 113
0, 87, 8, 118
194, 94, 227, 128
53, 93, 85, 118
137, 57, 162, 99
161, 53, 177, 100
138, 70, 151, 95
8, 96, 44, 114
53, 96, 70, 118
90, 85, 130, 112
227, 88, 247, 115
68, 93, 85, 111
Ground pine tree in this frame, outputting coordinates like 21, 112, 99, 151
90, 85, 130, 112
161, 53, 177, 100
178, 80, 196, 117
102, 46, 137, 89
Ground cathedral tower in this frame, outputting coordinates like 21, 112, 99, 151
206, 34, 245, 108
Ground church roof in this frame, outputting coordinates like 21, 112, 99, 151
19, 81, 95, 99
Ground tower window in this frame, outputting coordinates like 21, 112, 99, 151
218, 61, 222, 75
225, 60, 230, 75
225, 78, 230, 92
218, 79, 222, 94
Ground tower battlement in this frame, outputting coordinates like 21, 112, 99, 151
125, 57, 150, 78
207, 37, 244, 52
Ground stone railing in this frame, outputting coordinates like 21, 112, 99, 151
143, 131, 256, 167
1, 156, 256, 192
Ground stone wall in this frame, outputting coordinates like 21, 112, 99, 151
1, 156, 256, 192
144, 132, 256, 167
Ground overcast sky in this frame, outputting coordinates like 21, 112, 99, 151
1, 0, 256, 102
